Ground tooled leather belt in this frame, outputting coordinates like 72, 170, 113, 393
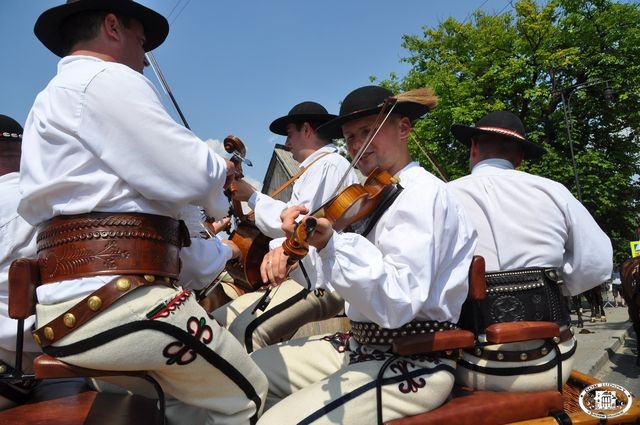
36, 212, 190, 283
350, 320, 459, 345
32, 212, 191, 347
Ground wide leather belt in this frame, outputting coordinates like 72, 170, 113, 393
32, 274, 174, 348
350, 320, 459, 345
37, 213, 190, 284
464, 327, 574, 362
459, 267, 570, 334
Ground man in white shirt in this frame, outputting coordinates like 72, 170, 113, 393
212, 102, 359, 352
18, 1, 267, 423
448, 110, 613, 393
251, 85, 477, 424
0, 115, 40, 409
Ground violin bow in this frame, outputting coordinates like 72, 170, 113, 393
335, 87, 439, 190
146, 51, 191, 130
409, 133, 449, 182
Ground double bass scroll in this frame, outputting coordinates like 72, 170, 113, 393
221, 135, 273, 292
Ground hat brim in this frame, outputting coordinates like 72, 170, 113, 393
317, 102, 430, 140
269, 113, 337, 136
451, 124, 545, 160
34, 0, 169, 57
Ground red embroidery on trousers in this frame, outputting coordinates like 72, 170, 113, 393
147, 289, 192, 320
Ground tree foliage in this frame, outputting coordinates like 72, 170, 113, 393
375, 0, 640, 267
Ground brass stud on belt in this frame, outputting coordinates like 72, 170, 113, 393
553, 336, 560, 344
144, 274, 155, 283
63, 313, 77, 328
116, 277, 131, 291
540, 347, 549, 356
88, 296, 102, 311
163, 277, 171, 284
474, 347, 482, 356
32, 333, 42, 346
519, 352, 528, 361
44, 326, 55, 341
496, 352, 504, 361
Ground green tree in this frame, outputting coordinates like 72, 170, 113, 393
376, 0, 640, 267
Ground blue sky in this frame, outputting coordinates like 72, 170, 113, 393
1, 0, 515, 187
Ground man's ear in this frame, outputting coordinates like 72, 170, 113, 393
104, 13, 121, 41
398, 116, 412, 141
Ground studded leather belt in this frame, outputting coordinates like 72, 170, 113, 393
464, 327, 574, 362
350, 320, 459, 345
36, 212, 190, 284
32, 274, 174, 348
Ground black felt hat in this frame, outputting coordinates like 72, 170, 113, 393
269, 102, 336, 136
317, 86, 435, 139
34, 0, 169, 57
0, 115, 23, 142
451, 111, 545, 160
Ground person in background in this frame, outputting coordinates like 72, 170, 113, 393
448, 110, 613, 393
0, 115, 41, 409
212, 101, 359, 352
611, 271, 625, 307
251, 85, 477, 424
18, 1, 267, 423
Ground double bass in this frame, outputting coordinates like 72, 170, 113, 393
216, 135, 273, 292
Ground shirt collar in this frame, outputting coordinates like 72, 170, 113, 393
471, 158, 515, 174
299, 144, 337, 167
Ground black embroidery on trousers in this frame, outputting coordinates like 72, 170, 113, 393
42, 320, 263, 425
244, 287, 310, 353
457, 339, 577, 376
296, 362, 455, 425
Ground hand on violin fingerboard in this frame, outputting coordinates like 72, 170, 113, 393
223, 159, 237, 190
231, 179, 256, 202
280, 205, 309, 236
203, 216, 231, 236
303, 217, 333, 252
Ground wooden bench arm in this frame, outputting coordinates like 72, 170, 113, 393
485, 321, 560, 344
34, 354, 147, 380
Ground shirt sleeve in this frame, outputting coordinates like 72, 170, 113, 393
253, 158, 357, 238
298, 184, 476, 328
179, 237, 233, 290
560, 187, 613, 295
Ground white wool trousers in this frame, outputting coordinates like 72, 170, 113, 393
213, 279, 344, 353
36, 284, 268, 425
250, 333, 456, 425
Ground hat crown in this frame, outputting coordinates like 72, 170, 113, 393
288, 102, 329, 116
339, 86, 392, 117
34, 0, 169, 57
475, 111, 526, 139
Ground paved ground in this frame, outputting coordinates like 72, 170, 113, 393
570, 304, 639, 396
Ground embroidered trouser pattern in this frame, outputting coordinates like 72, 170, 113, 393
250, 332, 455, 425
36, 284, 268, 425
212, 279, 345, 353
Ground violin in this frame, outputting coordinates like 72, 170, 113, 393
310, 168, 398, 232
281, 167, 399, 259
